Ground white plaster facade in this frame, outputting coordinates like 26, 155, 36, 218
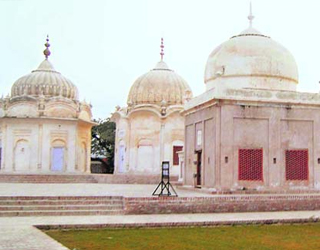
111, 47, 192, 176
0, 39, 94, 173
183, 12, 320, 192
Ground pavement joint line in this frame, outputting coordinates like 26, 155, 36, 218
34, 217, 320, 230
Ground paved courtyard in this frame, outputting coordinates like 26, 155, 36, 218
0, 183, 211, 197
1, 183, 320, 249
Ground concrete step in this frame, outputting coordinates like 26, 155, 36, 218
0, 195, 125, 217
0, 204, 124, 211
0, 174, 99, 183
0, 200, 123, 206
0, 209, 125, 217
0, 196, 123, 200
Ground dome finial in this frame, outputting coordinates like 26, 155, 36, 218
160, 37, 164, 61
248, 2, 254, 27
43, 35, 51, 60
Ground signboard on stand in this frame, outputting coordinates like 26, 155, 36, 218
152, 161, 178, 197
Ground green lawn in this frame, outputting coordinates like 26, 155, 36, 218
45, 223, 320, 250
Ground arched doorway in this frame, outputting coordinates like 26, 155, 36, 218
14, 140, 30, 171
137, 139, 154, 172
51, 139, 66, 172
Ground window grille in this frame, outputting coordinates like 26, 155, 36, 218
239, 149, 263, 181
285, 149, 308, 181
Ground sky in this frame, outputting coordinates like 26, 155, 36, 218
1, 0, 320, 119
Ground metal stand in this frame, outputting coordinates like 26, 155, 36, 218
152, 161, 178, 197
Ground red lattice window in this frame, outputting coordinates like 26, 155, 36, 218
173, 146, 183, 165
239, 149, 263, 181
285, 150, 308, 181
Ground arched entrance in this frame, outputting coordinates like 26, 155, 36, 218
14, 140, 30, 171
137, 139, 154, 172
51, 139, 66, 172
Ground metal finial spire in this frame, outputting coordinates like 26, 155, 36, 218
160, 37, 164, 61
43, 35, 51, 59
248, 2, 255, 27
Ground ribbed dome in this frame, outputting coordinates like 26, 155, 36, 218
11, 59, 79, 100
204, 26, 299, 91
127, 61, 192, 106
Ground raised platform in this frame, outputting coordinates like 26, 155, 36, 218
1, 183, 320, 217
2, 194, 320, 217
1, 193, 320, 217
124, 194, 320, 214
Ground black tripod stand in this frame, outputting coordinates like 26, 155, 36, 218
152, 161, 178, 197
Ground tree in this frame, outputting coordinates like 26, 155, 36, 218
91, 118, 116, 172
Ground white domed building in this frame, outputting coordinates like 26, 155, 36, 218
0, 37, 94, 173
204, 30, 298, 93
112, 39, 192, 178
184, 10, 320, 191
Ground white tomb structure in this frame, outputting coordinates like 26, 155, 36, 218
111, 39, 192, 177
0, 37, 94, 173
183, 6, 320, 192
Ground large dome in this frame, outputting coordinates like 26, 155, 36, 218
127, 60, 192, 106
205, 25, 299, 92
11, 59, 78, 100
11, 37, 78, 100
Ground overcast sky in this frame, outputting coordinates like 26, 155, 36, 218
1, 0, 320, 119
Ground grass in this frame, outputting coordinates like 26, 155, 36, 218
45, 223, 320, 250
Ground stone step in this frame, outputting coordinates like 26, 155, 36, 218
0, 196, 123, 200
0, 195, 125, 216
0, 204, 124, 211
0, 200, 123, 206
0, 174, 99, 183
0, 209, 125, 217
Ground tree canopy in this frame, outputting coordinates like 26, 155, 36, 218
91, 118, 115, 172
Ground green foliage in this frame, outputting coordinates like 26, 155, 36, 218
91, 118, 116, 171
46, 223, 320, 250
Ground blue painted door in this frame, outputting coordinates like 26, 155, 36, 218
52, 147, 64, 171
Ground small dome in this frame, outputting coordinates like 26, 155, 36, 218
127, 61, 192, 106
11, 59, 79, 100
204, 25, 299, 92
